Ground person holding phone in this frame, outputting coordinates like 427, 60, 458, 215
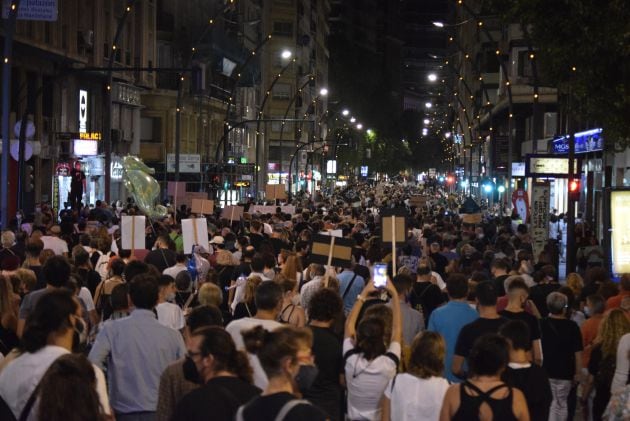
343, 276, 402, 420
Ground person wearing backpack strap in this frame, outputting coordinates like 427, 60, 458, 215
235, 325, 327, 421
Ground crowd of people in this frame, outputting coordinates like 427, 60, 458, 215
0, 182, 627, 421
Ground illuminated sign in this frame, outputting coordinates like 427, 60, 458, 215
512, 162, 525, 177
552, 128, 603, 155
610, 190, 630, 275
79, 90, 88, 133
525, 154, 579, 178
111, 159, 124, 181
326, 160, 337, 174
360, 166, 368, 177
73, 140, 98, 156
78, 132, 101, 140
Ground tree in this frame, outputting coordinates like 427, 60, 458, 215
485, 0, 630, 149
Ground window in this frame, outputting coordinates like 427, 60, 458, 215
272, 83, 291, 100
273, 21, 293, 37
140, 117, 162, 143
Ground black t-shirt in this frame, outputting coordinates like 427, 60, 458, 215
499, 309, 541, 340
303, 326, 343, 421
529, 283, 560, 316
144, 248, 177, 273
429, 252, 448, 277
455, 317, 508, 358
26, 265, 46, 290
249, 233, 269, 251
503, 364, 552, 421
492, 275, 510, 297
240, 392, 327, 421
269, 237, 292, 257
70, 168, 86, 190
173, 376, 261, 421
234, 302, 257, 320
409, 281, 445, 326
540, 317, 583, 380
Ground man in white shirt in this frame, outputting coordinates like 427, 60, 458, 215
226, 281, 283, 389
40, 225, 68, 256
163, 253, 188, 280
230, 255, 271, 312
155, 275, 185, 331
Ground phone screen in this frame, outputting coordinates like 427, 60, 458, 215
373, 263, 387, 288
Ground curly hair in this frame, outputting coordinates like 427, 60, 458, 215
307, 288, 342, 322
596, 308, 630, 358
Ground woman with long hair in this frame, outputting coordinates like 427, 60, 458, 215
565, 272, 584, 302
276, 276, 306, 327
237, 325, 326, 420
0, 275, 18, 355
280, 253, 303, 285
584, 309, 630, 420
344, 279, 402, 420
172, 326, 260, 421
382, 331, 449, 421
233, 275, 262, 319
440, 334, 529, 421
36, 354, 106, 421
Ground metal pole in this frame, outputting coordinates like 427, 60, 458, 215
1, 0, 20, 229
175, 76, 182, 181
566, 90, 577, 275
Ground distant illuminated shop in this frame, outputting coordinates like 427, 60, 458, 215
550, 128, 604, 232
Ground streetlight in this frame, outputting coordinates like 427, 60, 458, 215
350, 117, 356, 123
432, 21, 445, 28
356, 123, 363, 130
281, 50, 292, 59
427, 73, 438, 82
319, 87, 328, 96
423, 118, 430, 125
445, 132, 451, 138
425, 102, 432, 109
342, 109, 349, 116
422, 128, 429, 136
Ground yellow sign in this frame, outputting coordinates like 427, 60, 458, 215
79, 132, 102, 140
611, 191, 630, 274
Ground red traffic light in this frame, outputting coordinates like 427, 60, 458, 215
446, 175, 454, 184
569, 179, 580, 201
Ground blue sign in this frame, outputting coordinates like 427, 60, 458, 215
360, 166, 368, 177
552, 128, 603, 154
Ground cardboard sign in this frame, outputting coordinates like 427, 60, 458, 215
381, 208, 407, 246
409, 196, 428, 207
309, 234, 355, 268
249, 205, 296, 215
319, 230, 343, 238
182, 217, 210, 255
461, 213, 482, 224
191, 199, 214, 215
220, 205, 244, 222
179, 192, 208, 208
121, 215, 146, 250
265, 184, 287, 200
167, 181, 187, 198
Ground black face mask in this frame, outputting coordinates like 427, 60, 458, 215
182, 356, 203, 385
295, 364, 319, 392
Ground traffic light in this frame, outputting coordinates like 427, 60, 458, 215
24, 165, 34, 192
569, 179, 580, 201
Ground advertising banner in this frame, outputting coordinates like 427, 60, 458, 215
531, 181, 550, 262
610, 190, 630, 275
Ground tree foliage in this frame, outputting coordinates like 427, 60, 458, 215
484, 0, 630, 149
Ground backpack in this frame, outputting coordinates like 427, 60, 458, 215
95, 252, 115, 280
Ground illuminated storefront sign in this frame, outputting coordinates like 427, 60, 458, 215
610, 190, 630, 275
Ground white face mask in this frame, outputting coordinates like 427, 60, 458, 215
583, 306, 591, 317
166, 292, 176, 302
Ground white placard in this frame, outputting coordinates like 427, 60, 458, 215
319, 230, 343, 238
182, 218, 209, 255
531, 182, 550, 262
121, 216, 146, 250
167, 153, 201, 173
249, 205, 296, 215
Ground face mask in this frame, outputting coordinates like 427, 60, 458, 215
477, 234, 484, 239
583, 306, 591, 317
295, 364, 319, 392
166, 292, 176, 302
182, 356, 203, 384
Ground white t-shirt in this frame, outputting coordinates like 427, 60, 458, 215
384, 373, 449, 421
343, 338, 401, 421
432, 271, 446, 291
155, 302, 185, 330
78, 287, 95, 312
231, 272, 271, 312
0, 345, 111, 419
40, 235, 68, 255
226, 317, 282, 390
163, 264, 187, 280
